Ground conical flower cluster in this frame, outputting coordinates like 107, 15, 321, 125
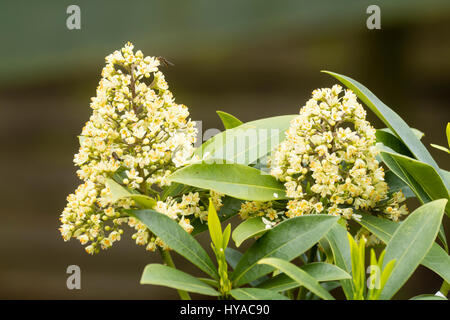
60, 43, 208, 254
240, 85, 407, 227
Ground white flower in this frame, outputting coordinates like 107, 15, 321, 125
262, 217, 276, 230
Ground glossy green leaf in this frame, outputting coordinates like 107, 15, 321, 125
216, 110, 243, 129
258, 258, 334, 300
231, 215, 338, 287
169, 162, 287, 201
378, 127, 424, 140
447, 123, 450, 148
224, 247, 269, 286
358, 212, 450, 284
194, 115, 296, 165
379, 147, 450, 215
442, 169, 450, 189
323, 223, 354, 299
348, 234, 365, 299
318, 238, 334, 264
380, 151, 432, 203
380, 199, 447, 299
132, 209, 219, 279
376, 130, 413, 157
412, 128, 424, 140
384, 171, 415, 199
377, 259, 396, 300
191, 196, 242, 236
229, 288, 289, 300
160, 182, 185, 200
382, 149, 449, 202
140, 264, 219, 296
198, 277, 219, 288
225, 247, 242, 270
430, 144, 450, 154
232, 217, 268, 247
257, 274, 299, 292
106, 178, 156, 208
300, 262, 351, 282
410, 294, 447, 300
323, 71, 449, 190
258, 262, 350, 292
208, 199, 223, 249
222, 224, 231, 249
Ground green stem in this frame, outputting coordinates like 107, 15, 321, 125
440, 281, 449, 297
296, 286, 305, 300
308, 244, 318, 263
286, 288, 294, 300
158, 248, 191, 300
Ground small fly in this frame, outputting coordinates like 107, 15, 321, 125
112, 152, 122, 161
157, 56, 175, 67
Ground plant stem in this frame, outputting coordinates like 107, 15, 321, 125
296, 286, 305, 300
158, 247, 191, 300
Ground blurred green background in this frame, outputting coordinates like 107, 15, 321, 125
0, 0, 449, 299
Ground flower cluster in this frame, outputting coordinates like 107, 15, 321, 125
239, 201, 282, 221
60, 43, 206, 254
263, 85, 407, 222
127, 190, 224, 251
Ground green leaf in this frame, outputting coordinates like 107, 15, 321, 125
412, 128, 425, 140
140, 264, 219, 296
131, 209, 219, 280
216, 110, 243, 129
106, 178, 134, 201
384, 171, 415, 198
160, 182, 185, 200
257, 274, 299, 292
358, 212, 450, 284
376, 130, 413, 157
258, 258, 335, 300
379, 127, 424, 140
379, 146, 450, 216
198, 277, 219, 288
293, 261, 352, 282
106, 178, 156, 209
231, 215, 338, 287
447, 122, 450, 148
191, 196, 242, 236
377, 259, 396, 299
323, 223, 354, 299
318, 238, 334, 264
169, 162, 287, 201
225, 247, 242, 270
224, 247, 269, 286
430, 144, 450, 154
442, 169, 450, 190
323, 71, 449, 190
232, 217, 268, 247
258, 262, 351, 292
208, 199, 222, 249
380, 199, 447, 299
410, 294, 447, 300
379, 151, 432, 204
438, 224, 448, 253
229, 288, 289, 300
222, 224, 231, 249
195, 115, 296, 165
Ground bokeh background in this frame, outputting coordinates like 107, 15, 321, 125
0, 0, 449, 299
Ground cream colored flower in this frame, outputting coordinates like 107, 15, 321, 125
60, 42, 205, 254
266, 85, 407, 222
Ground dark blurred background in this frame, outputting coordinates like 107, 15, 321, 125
0, 0, 449, 299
